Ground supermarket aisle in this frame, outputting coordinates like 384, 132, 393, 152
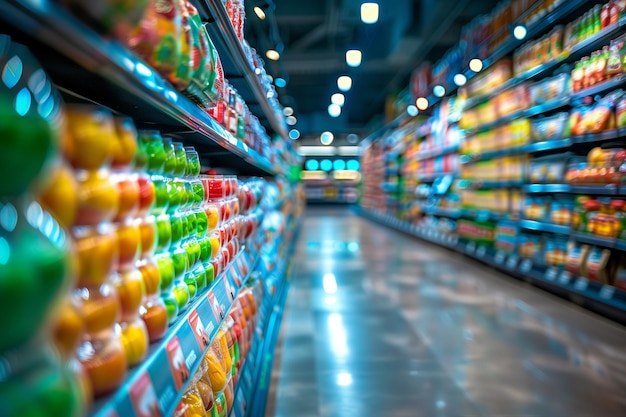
265, 206, 626, 417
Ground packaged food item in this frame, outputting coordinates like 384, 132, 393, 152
550, 197, 574, 226
529, 155, 568, 183
614, 253, 626, 290
524, 196, 549, 221
545, 236, 568, 267
518, 234, 542, 260
566, 243, 591, 276
585, 247, 612, 282
531, 113, 569, 142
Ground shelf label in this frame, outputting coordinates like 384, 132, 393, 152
130, 372, 163, 417
466, 241, 477, 254
196, 296, 218, 340
518, 258, 532, 273
545, 267, 558, 281
559, 271, 572, 285
599, 285, 615, 300
494, 250, 506, 265
166, 336, 191, 391
573, 277, 588, 291
507, 255, 520, 270
476, 245, 487, 258
188, 309, 210, 350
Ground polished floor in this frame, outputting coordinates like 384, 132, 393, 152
265, 207, 626, 417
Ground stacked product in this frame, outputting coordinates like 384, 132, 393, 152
0, 39, 87, 417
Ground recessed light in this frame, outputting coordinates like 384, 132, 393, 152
331, 93, 345, 106
320, 131, 334, 145
453, 74, 467, 86
328, 103, 341, 117
266, 49, 280, 60
406, 105, 418, 116
337, 75, 352, 92
253, 6, 266, 20
469, 58, 483, 73
433, 85, 445, 97
513, 25, 527, 40
346, 50, 362, 67
416, 97, 428, 111
361, 3, 379, 24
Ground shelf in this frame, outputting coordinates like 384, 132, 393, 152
463, 95, 571, 136
197, 0, 287, 139
523, 184, 623, 195
456, 179, 525, 190
460, 144, 528, 164
571, 128, 626, 144
421, 206, 463, 218
463, 15, 626, 110
417, 172, 456, 182
525, 138, 573, 153
571, 74, 626, 100
94, 250, 259, 417
412, 144, 461, 161
355, 206, 626, 323
519, 219, 570, 234
0, 0, 278, 176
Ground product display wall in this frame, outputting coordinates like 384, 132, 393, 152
0, 1, 303, 417
360, 0, 626, 324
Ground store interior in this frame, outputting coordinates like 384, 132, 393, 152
2, 0, 626, 417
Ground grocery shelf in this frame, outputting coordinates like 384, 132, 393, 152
519, 219, 570, 235
525, 138, 573, 153
460, 144, 528, 164
421, 206, 463, 218
417, 172, 456, 182
463, 15, 626, 110
0, 0, 277, 176
571, 73, 626, 100
456, 179, 525, 190
523, 184, 623, 195
382, 183, 400, 192
571, 128, 626, 144
355, 206, 626, 324
413, 144, 461, 161
571, 232, 624, 250
197, 0, 288, 139
94, 250, 259, 417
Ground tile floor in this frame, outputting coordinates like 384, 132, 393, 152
265, 206, 626, 417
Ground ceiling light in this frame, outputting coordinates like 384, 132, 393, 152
360, 3, 379, 24
346, 49, 362, 67
320, 131, 334, 145
416, 97, 429, 111
266, 49, 280, 60
513, 25, 527, 40
286, 116, 297, 125
433, 85, 445, 97
346, 133, 359, 144
328, 103, 341, 117
331, 93, 345, 106
274, 77, 287, 88
453, 73, 467, 86
253, 6, 266, 20
283, 106, 294, 116
337, 75, 352, 92
289, 129, 300, 139
469, 58, 483, 73
406, 105, 418, 116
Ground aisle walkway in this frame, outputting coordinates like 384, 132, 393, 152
265, 207, 626, 417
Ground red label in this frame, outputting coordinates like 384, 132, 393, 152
188, 309, 210, 349
130, 372, 163, 417
166, 337, 190, 390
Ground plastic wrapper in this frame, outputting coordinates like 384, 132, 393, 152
531, 112, 569, 142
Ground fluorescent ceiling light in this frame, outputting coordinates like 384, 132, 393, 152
331, 93, 345, 106
360, 3, 379, 24
337, 75, 352, 92
328, 103, 341, 117
266, 49, 280, 60
346, 49, 362, 67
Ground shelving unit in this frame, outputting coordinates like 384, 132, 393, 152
359, 0, 626, 324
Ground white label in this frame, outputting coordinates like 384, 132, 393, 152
545, 267, 558, 281
185, 350, 197, 369
476, 246, 487, 258
519, 258, 532, 273
599, 285, 615, 300
494, 251, 506, 264
467, 242, 476, 254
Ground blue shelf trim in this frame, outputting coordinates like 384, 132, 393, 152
519, 219, 570, 234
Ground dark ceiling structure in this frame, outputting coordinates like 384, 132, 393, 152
244, 0, 501, 142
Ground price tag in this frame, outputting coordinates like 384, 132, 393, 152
507, 255, 519, 270
466, 241, 477, 254
559, 270, 571, 285
573, 277, 588, 291
599, 285, 615, 300
476, 246, 487, 258
545, 267, 558, 281
518, 258, 532, 273
494, 251, 506, 265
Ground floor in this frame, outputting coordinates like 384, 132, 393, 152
264, 206, 626, 417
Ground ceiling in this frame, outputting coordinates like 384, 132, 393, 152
244, 0, 501, 143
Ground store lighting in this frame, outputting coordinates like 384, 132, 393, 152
305, 159, 319, 170
469, 58, 483, 73
320, 159, 333, 171
274, 77, 287, 88
337, 75, 352, 92
283, 106, 294, 116
328, 103, 341, 117
513, 25, 527, 40
347, 133, 359, 144
454, 73, 467, 86
416, 97, 429, 111
320, 131, 334, 145
337, 146, 360, 156
346, 160, 360, 170
360, 3, 379, 24
336, 372, 353, 386
323, 273, 338, 293
346, 49, 362, 67
266, 49, 280, 60
406, 105, 418, 116
286, 116, 297, 125
289, 129, 300, 140
333, 160, 347, 171
433, 85, 446, 97
331, 93, 345, 106
253, 6, 266, 20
